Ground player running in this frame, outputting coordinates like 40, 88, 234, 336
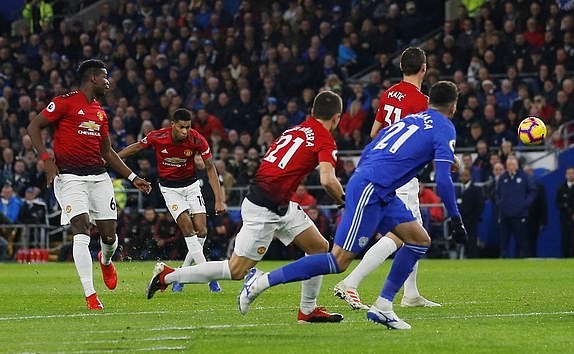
334, 47, 440, 310
238, 81, 467, 329
146, 91, 346, 323
118, 108, 226, 293
27, 59, 151, 310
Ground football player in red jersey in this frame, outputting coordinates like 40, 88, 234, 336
334, 47, 442, 310
27, 59, 152, 310
118, 108, 226, 293
146, 91, 346, 323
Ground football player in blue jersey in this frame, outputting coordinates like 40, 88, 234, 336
238, 81, 467, 329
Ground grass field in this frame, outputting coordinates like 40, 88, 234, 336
0, 259, 573, 353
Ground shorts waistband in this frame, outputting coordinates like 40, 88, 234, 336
59, 166, 106, 176
159, 177, 198, 188
246, 184, 289, 216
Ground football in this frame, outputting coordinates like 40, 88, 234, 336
518, 117, 547, 145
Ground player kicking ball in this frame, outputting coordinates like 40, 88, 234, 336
118, 108, 226, 293
238, 81, 467, 329
145, 91, 346, 323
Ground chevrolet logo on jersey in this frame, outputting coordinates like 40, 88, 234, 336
163, 157, 187, 167
78, 120, 101, 137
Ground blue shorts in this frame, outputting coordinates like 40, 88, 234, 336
334, 175, 416, 253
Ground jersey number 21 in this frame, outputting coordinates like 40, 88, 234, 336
373, 121, 419, 153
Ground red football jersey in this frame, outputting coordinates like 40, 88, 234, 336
375, 81, 428, 129
41, 90, 109, 172
140, 127, 212, 182
256, 117, 337, 206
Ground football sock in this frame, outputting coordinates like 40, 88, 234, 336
197, 235, 206, 247
99, 236, 117, 265
403, 261, 421, 298
167, 260, 231, 284
374, 296, 393, 311
73, 234, 95, 297
381, 244, 428, 302
268, 253, 339, 287
182, 235, 207, 267
300, 275, 323, 315
344, 236, 397, 289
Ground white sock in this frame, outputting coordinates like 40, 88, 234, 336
182, 235, 207, 267
403, 261, 420, 298
300, 275, 323, 315
99, 236, 117, 265
375, 296, 393, 311
344, 237, 397, 289
166, 260, 231, 284
73, 234, 95, 297
197, 236, 206, 247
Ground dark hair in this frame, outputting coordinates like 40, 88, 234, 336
312, 90, 342, 120
400, 47, 426, 75
77, 59, 106, 82
429, 81, 458, 108
171, 108, 192, 122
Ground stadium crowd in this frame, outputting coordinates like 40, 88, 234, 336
0, 0, 573, 261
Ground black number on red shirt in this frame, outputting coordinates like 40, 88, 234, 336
263, 134, 305, 169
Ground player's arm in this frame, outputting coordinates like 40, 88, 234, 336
319, 161, 345, 205
100, 136, 152, 194
117, 141, 144, 159
27, 113, 58, 186
435, 160, 467, 243
203, 156, 226, 214
370, 120, 383, 139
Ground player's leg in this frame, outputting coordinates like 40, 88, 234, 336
368, 199, 430, 329
190, 202, 223, 292
146, 197, 270, 298
335, 232, 400, 310
238, 180, 381, 315
55, 175, 101, 310
91, 175, 119, 292
399, 179, 440, 307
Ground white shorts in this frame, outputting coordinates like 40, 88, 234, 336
233, 198, 315, 261
160, 180, 205, 221
54, 173, 117, 225
396, 177, 422, 225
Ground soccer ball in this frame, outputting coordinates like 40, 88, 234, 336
518, 117, 547, 145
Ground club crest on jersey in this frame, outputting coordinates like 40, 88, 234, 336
78, 121, 101, 137
172, 205, 178, 211
257, 247, 266, 255
184, 149, 192, 157
65, 205, 72, 214
97, 111, 104, 121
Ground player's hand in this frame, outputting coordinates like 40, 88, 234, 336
448, 215, 467, 244
214, 200, 226, 215
133, 177, 152, 194
44, 159, 59, 187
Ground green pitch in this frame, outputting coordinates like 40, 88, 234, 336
0, 259, 573, 353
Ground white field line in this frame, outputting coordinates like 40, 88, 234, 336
1, 309, 572, 324
58, 346, 186, 353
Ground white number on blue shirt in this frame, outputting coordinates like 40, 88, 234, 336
373, 121, 419, 153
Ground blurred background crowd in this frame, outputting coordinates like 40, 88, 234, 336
0, 0, 573, 262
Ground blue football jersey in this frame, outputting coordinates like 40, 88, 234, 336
356, 108, 456, 193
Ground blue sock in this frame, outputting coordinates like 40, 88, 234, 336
381, 244, 428, 301
268, 253, 340, 287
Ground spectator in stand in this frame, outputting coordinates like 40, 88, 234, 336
338, 100, 365, 142
306, 205, 333, 245
523, 165, 547, 257
495, 79, 518, 113
531, 95, 555, 123
194, 108, 226, 142
291, 184, 317, 210
490, 118, 518, 148
418, 181, 444, 225
556, 166, 574, 258
9, 159, 31, 197
457, 168, 485, 258
151, 212, 185, 261
0, 182, 22, 224
496, 155, 537, 258
461, 152, 483, 183
474, 139, 491, 182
